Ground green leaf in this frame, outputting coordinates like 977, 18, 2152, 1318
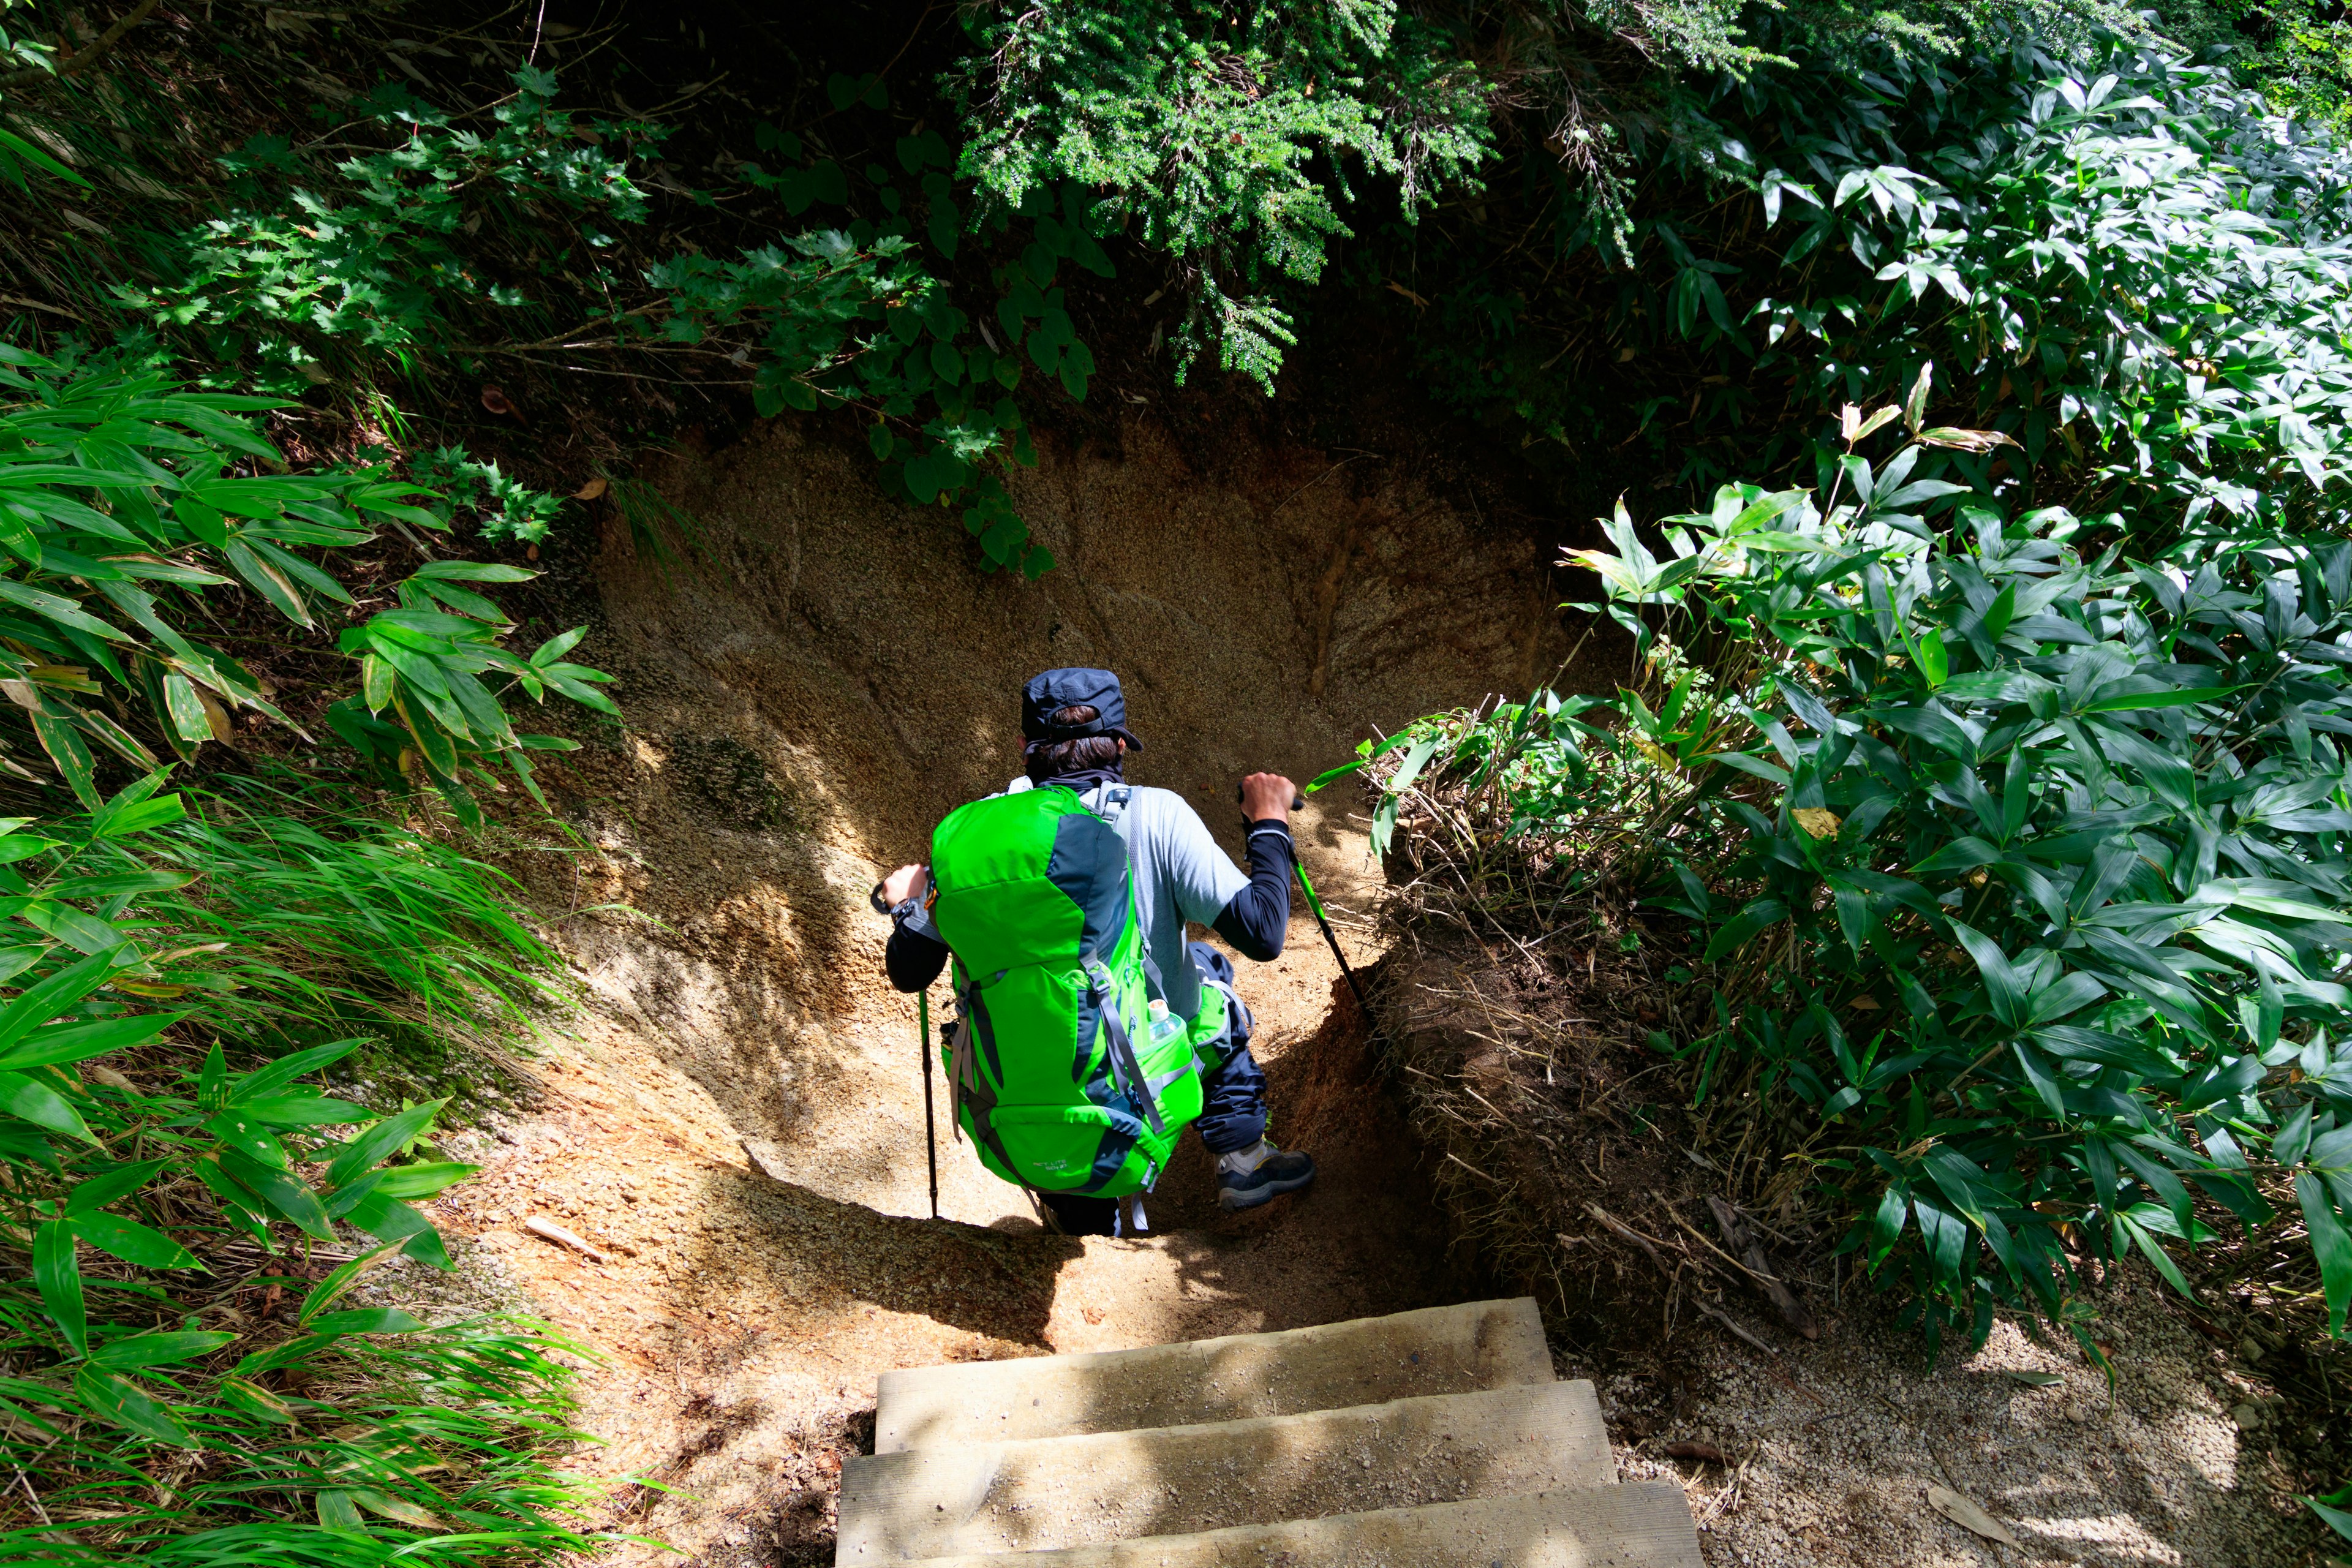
238, 1095, 370, 1127
0, 1070, 94, 1140
1948, 921, 2027, 1031
350, 1488, 443, 1529
299, 1240, 404, 1323
2297, 1172, 2351, 1337
2081, 685, 2234, 713
228, 1038, 363, 1103
307, 1306, 429, 1336
73, 1364, 189, 1446
2117, 1208, 2196, 1298
204, 1108, 290, 1169
1705, 897, 1791, 961
0, 1012, 179, 1072
74, 1211, 201, 1270
325, 1100, 445, 1189
316, 1488, 368, 1533
413, 560, 535, 582
88, 1331, 234, 1370
221, 1375, 298, 1424
371, 1160, 480, 1199
1914, 627, 1948, 687
2307, 1493, 2352, 1544
64, 1158, 171, 1215
162, 672, 215, 744
28, 707, 99, 807
34, 1216, 85, 1355
216, 1147, 335, 1240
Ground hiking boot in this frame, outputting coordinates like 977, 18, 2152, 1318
1215, 1139, 1316, 1210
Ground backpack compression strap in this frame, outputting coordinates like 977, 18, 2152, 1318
1085, 960, 1165, 1136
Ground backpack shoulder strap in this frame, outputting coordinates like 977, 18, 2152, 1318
1080, 783, 1134, 827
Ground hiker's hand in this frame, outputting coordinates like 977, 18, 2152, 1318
1240, 773, 1297, 823
882, 864, 924, 907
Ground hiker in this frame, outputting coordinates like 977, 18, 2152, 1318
877, 666, 1316, 1237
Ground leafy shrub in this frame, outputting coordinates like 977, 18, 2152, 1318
409, 449, 567, 548
0, 775, 598, 1565
654, 115, 1117, 577
13, 51, 1079, 575
122, 68, 656, 393
80, 769, 568, 1087
0, 346, 610, 824
952, 0, 1494, 390
1418, 29, 2352, 525
1555, 406, 2352, 1362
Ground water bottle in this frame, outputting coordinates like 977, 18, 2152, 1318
1144, 998, 1185, 1047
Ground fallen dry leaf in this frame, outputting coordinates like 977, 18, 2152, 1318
1926, 1483, 2019, 1547
1792, 807, 1842, 839
480, 385, 514, 415
1665, 1441, 1727, 1465
573, 476, 608, 500
522, 1215, 609, 1262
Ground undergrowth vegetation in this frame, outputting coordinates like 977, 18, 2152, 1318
0, 774, 600, 1565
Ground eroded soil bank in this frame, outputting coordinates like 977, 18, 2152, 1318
409, 416, 1570, 1564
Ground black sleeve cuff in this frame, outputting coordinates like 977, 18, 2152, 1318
1212, 821, 1295, 962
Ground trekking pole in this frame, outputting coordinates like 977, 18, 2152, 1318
1239, 786, 1378, 1036
873, 878, 943, 1220
918, 989, 940, 1220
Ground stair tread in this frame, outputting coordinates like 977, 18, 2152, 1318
876, 1297, 1551, 1453
837, 1379, 1613, 1564
880, 1482, 1704, 1568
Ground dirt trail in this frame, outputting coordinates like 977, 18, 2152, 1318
413, 417, 1566, 1564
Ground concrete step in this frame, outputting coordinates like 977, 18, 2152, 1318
836, 1378, 1614, 1564
876, 1297, 1551, 1453
888, 1482, 1705, 1568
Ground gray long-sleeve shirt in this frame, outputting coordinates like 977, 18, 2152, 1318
886, 775, 1293, 1020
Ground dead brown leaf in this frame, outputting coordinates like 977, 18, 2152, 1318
1926, 1483, 2019, 1547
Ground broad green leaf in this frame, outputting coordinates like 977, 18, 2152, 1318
34, 1216, 85, 1355
204, 1108, 290, 1169
2297, 1172, 2351, 1337
73, 1364, 189, 1446
349, 1488, 443, 1529
221, 1375, 299, 1424
88, 1330, 234, 1370
1948, 922, 2027, 1031
0, 1070, 93, 1140
0, 1012, 183, 1072
73, 1210, 201, 1271
238, 1094, 370, 1127
324, 1099, 445, 1188
306, 1306, 428, 1335
299, 1240, 405, 1323
227, 1038, 363, 1103
64, 1158, 171, 1215
371, 1160, 480, 1199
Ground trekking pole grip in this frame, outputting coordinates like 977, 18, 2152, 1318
1234, 784, 1308, 811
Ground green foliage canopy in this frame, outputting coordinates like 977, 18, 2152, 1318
954, 0, 1494, 390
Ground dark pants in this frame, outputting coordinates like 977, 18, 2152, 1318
1042, 943, 1267, 1238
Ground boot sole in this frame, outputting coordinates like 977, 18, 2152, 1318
1216, 1170, 1317, 1211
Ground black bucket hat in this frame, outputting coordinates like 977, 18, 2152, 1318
1022, 667, 1144, 752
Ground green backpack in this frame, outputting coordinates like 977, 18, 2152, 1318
928, 785, 1210, 1199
